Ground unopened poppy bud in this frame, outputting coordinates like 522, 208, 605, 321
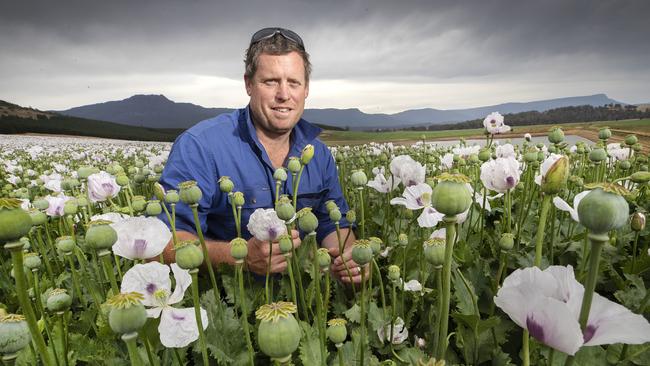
387, 265, 401, 282
351, 240, 373, 265
85, 220, 118, 250
499, 233, 515, 251
350, 170, 368, 187
162, 190, 178, 204
297, 208, 318, 233
174, 240, 204, 270
145, 200, 162, 216
232, 191, 245, 207
301, 144, 314, 165
578, 186, 629, 235
287, 157, 301, 174
541, 156, 569, 194
625, 134, 638, 146
317, 248, 331, 269
178, 181, 202, 205
346, 210, 356, 224
273, 168, 288, 182
598, 127, 612, 140
230, 237, 248, 262
46, 289, 72, 312
329, 208, 342, 222
423, 238, 445, 267
548, 127, 565, 144
630, 171, 650, 184
153, 182, 165, 200
631, 212, 646, 232
478, 149, 491, 162
218, 176, 234, 193
326, 318, 347, 345
278, 234, 293, 254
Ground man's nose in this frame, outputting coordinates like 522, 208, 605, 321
275, 82, 289, 101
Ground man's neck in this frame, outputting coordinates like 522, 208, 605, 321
254, 126, 292, 169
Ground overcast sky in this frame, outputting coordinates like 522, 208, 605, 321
2, 0, 649, 113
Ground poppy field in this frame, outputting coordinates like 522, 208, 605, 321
1, 114, 649, 366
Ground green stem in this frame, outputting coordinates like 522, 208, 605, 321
237, 264, 255, 366
99, 250, 119, 294
6, 242, 55, 366
311, 236, 327, 366
522, 330, 530, 366
189, 269, 210, 366
57, 312, 69, 366
433, 267, 442, 357
190, 204, 222, 307
122, 332, 143, 366
359, 267, 367, 366
357, 188, 365, 239
265, 240, 273, 304
577, 235, 605, 330
285, 254, 299, 318
436, 216, 457, 361
534, 195, 552, 267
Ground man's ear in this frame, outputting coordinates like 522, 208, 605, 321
304, 82, 309, 99
244, 75, 252, 96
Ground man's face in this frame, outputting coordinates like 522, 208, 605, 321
245, 51, 309, 137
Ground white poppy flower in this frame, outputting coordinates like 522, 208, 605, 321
91, 212, 128, 224
452, 145, 480, 158
496, 144, 516, 159
439, 153, 454, 170
480, 157, 521, 193
389, 155, 425, 187
391, 184, 444, 228
495, 265, 650, 356
121, 262, 208, 348
44, 194, 71, 217
247, 208, 286, 242
44, 179, 62, 193
552, 191, 591, 222
377, 317, 409, 345
417, 207, 445, 228
483, 112, 511, 134
111, 216, 171, 260
87, 171, 121, 203
367, 173, 401, 194
607, 143, 631, 161
402, 279, 423, 292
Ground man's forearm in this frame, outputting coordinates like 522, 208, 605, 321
162, 230, 237, 267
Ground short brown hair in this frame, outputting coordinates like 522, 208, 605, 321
244, 34, 312, 83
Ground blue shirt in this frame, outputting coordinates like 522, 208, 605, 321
159, 106, 350, 243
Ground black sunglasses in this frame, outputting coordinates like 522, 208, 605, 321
250, 27, 304, 48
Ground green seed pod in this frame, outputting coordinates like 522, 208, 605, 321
275, 198, 295, 221
548, 145, 558, 154
29, 209, 47, 226
387, 265, 401, 282
0, 314, 31, 354
85, 221, 118, 250
273, 168, 288, 182
548, 127, 565, 144
32, 198, 49, 211
46, 289, 72, 312
178, 181, 202, 205
346, 210, 356, 224
301, 144, 314, 165
23, 253, 41, 270
77, 166, 96, 180
130, 196, 147, 212
619, 160, 632, 170
630, 171, 650, 184
326, 318, 348, 345
499, 233, 515, 251
232, 191, 245, 207
63, 199, 78, 215
350, 170, 368, 187
398, 233, 408, 247
218, 176, 234, 193
317, 248, 331, 269
165, 189, 180, 204
329, 208, 342, 222
174, 240, 204, 270
287, 157, 302, 174
107, 293, 147, 335
598, 127, 612, 140
368, 237, 383, 255
423, 238, 445, 267
278, 234, 293, 255
524, 151, 538, 163
230, 237, 248, 262
351, 240, 373, 265
256, 302, 301, 362
478, 149, 491, 162
631, 212, 646, 232
578, 186, 629, 235
431, 174, 472, 216
145, 200, 163, 216
153, 165, 164, 174
115, 174, 129, 187
0, 199, 33, 243
297, 208, 318, 233
55, 236, 76, 253
625, 134, 638, 146
589, 148, 607, 162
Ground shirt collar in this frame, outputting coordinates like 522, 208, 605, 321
241, 105, 322, 153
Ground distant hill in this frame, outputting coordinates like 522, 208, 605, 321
57, 93, 624, 131
1, 100, 182, 141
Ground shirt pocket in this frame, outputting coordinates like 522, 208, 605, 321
241, 186, 274, 210
295, 188, 329, 211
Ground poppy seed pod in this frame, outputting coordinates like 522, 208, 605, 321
232, 191, 245, 207
351, 240, 373, 265
326, 318, 348, 345
499, 233, 515, 251
218, 176, 234, 193
398, 233, 408, 247
85, 221, 118, 251
368, 237, 383, 255
589, 148, 607, 162
23, 253, 41, 270
275, 199, 295, 221
598, 127, 612, 140
273, 168, 288, 182
131, 196, 147, 212
423, 238, 445, 267
145, 200, 162, 216
115, 174, 129, 187
278, 234, 293, 255
478, 149, 491, 162
350, 170, 368, 187
230, 237, 248, 262
178, 181, 202, 205
387, 265, 401, 282
0, 199, 33, 243
630, 171, 650, 184
165, 190, 180, 204
548, 127, 565, 144
329, 208, 342, 222
346, 210, 356, 224
55, 236, 75, 253
316, 248, 331, 269
107, 293, 147, 335
46, 289, 72, 312
174, 240, 204, 270
625, 134, 638, 146
577, 186, 629, 235
0, 314, 31, 355
431, 174, 472, 216
287, 157, 301, 174
297, 208, 318, 233
256, 302, 301, 363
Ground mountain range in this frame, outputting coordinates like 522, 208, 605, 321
56, 93, 623, 131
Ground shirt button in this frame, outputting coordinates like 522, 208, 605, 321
251, 198, 257, 204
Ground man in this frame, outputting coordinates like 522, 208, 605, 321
159, 27, 363, 283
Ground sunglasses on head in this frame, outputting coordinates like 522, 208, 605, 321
250, 27, 304, 48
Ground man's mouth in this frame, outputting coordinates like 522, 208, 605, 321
272, 107, 292, 113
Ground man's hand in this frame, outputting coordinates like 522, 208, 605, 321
245, 229, 301, 275
328, 245, 369, 284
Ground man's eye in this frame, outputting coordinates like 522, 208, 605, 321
264, 80, 278, 86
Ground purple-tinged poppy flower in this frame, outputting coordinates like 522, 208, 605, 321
247, 208, 286, 242
111, 216, 171, 260
87, 171, 121, 203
